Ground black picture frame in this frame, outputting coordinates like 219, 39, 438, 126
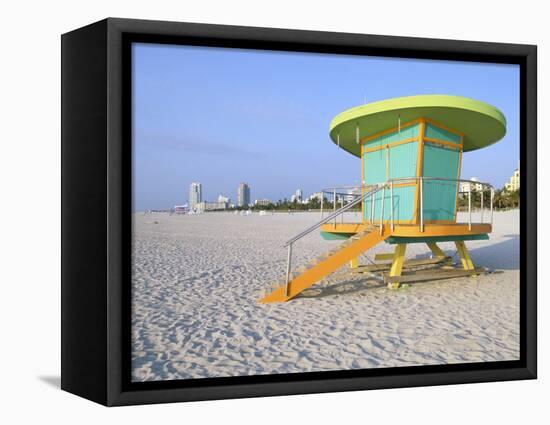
61, 17, 537, 406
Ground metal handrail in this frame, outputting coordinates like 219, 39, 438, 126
321, 184, 370, 191
319, 177, 494, 234
284, 185, 383, 248
319, 184, 375, 220
321, 185, 368, 199
388, 176, 493, 189
282, 184, 385, 296
386, 176, 494, 232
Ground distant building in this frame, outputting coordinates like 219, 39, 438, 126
460, 177, 483, 193
346, 188, 360, 202
195, 201, 227, 212
173, 205, 187, 214
308, 192, 324, 203
254, 199, 271, 206
218, 194, 230, 204
189, 182, 202, 211
237, 183, 250, 207
459, 181, 470, 193
505, 163, 520, 192
289, 189, 302, 203
309, 192, 321, 202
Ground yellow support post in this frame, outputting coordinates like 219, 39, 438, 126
427, 242, 446, 258
455, 241, 475, 271
388, 244, 407, 289
349, 257, 359, 269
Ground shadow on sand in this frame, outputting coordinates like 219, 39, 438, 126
296, 278, 385, 300
468, 234, 519, 270
405, 234, 519, 271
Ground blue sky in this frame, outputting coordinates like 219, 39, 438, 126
133, 43, 519, 211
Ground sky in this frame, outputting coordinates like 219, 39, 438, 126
132, 43, 519, 211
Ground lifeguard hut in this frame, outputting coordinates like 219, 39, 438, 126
260, 95, 506, 303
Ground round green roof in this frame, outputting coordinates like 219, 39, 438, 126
329, 95, 506, 157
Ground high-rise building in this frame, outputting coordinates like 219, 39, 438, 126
237, 183, 250, 207
505, 162, 520, 192
295, 189, 303, 203
189, 182, 202, 211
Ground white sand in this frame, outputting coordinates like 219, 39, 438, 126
131, 210, 520, 381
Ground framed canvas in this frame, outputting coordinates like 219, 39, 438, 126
61, 18, 537, 406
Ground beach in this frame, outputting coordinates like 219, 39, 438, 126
131, 210, 520, 382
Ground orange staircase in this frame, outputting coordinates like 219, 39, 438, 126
259, 226, 392, 303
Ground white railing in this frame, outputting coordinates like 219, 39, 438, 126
282, 184, 384, 296
388, 176, 494, 231
320, 177, 494, 233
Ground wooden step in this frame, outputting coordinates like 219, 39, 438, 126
350, 256, 452, 273
382, 267, 486, 283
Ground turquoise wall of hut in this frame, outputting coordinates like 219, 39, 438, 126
361, 120, 461, 223
422, 143, 460, 221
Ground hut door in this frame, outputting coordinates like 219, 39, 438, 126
422, 143, 460, 222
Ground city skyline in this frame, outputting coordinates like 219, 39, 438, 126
165, 167, 518, 211
184, 181, 313, 208
182, 172, 516, 211
133, 43, 519, 211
